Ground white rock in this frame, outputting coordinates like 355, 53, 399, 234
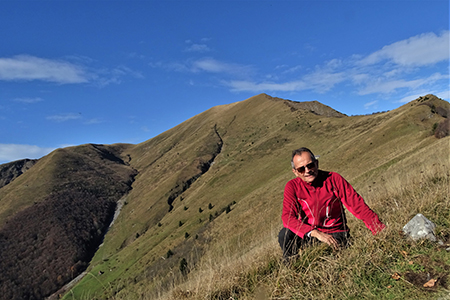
402, 213, 436, 242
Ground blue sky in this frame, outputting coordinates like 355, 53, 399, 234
0, 1, 448, 164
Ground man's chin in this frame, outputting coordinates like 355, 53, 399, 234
303, 176, 316, 183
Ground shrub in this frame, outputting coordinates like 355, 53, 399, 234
179, 258, 188, 275
434, 119, 449, 138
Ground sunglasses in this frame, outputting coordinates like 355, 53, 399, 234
295, 161, 316, 174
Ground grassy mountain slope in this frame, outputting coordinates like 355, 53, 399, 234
61, 94, 449, 299
0, 93, 447, 299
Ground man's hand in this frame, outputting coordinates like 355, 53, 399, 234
310, 230, 339, 250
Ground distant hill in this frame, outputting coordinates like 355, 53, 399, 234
0, 158, 37, 189
0, 93, 448, 300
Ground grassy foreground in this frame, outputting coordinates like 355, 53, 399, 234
74, 144, 449, 300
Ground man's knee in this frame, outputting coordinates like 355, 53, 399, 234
278, 227, 295, 247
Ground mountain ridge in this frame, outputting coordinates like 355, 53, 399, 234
0, 93, 448, 300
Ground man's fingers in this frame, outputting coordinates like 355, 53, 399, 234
310, 230, 340, 250
326, 236, 339, 250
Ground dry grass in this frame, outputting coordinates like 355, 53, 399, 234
56, 94, 449, 300
127, 156, 449, 300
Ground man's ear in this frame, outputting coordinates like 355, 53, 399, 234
292, 168, 298, 177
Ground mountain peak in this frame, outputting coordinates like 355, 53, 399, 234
259, 93, 346, 117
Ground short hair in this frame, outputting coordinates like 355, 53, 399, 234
291, 147, 316, 169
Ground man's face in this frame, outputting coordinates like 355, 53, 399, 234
292, 152, 319, 183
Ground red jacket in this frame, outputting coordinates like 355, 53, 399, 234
282, 170, 385, 238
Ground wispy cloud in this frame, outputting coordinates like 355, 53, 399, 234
90, 65, 143, 87
46, 113, 104, 125
0, 55, 142, 87
0, 55, 88, 84
357, 31, 449, 67
13, 97, 44, 104
364, 100, 378, 110
155, 57, 255, 78
226, 68, 346, 93
398, 89, 450, 103
190, 58, 253, 76
221, 31, 449, 99
185, 44, 211, 53
46, 113, 82, 122
83, 118, 103, 125
0, 143, 55, 163
357, 72, 449, 95
184, 39, 211, 53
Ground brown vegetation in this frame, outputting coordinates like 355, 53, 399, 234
0, 144, 137, 300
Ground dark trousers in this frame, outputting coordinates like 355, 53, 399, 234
278, 227, 350, 259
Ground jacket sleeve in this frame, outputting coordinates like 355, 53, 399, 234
281, 180, 313, 238
333, 173, 385, 235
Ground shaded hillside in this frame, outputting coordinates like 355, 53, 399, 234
64, 94, 449, 299
0, 144, 137, 300
0, 158, 37, 189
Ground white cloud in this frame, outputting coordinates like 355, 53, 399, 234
358, 31, 449, 67
0, 55, 88, 83
398, 89, 450, 103
364, 100, 378, 109
46, 113, 82, 122
83, 118, 103, 125
358, 72, 448, 95
90, 65, 144, 87
13, 97, 43, 103
398, 92, 428, 103
191, 58, 253, 76
185, 44, 211, 53
226, 69, 346, 93
162, 31, 448, 101
435, 90, 450, 101
227, 80, 307, 92
0, 55, 141, 87
156, 57, 255, 78
280, 65, 303, 74
184, 38, 211, 53
0, 144, 55, 163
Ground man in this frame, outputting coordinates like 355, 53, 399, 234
279, 147, 385, 261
